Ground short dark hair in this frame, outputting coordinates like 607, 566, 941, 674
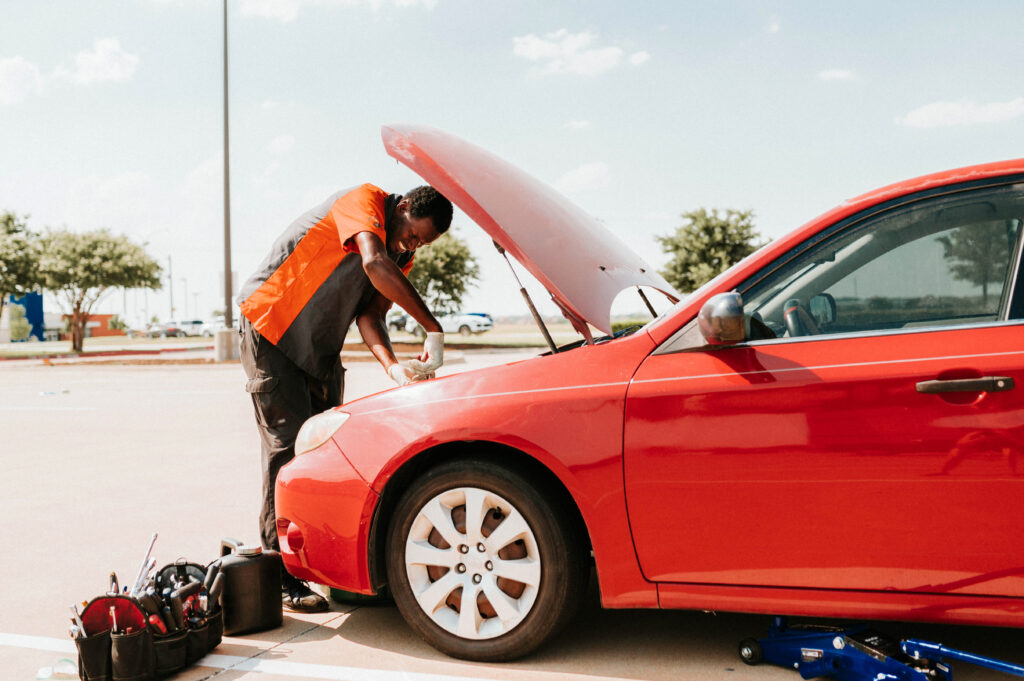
405, 186, 452, 234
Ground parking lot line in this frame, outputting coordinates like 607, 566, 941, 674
0, 632, 511, 681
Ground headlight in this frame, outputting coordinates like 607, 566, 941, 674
294, 409, 350, 455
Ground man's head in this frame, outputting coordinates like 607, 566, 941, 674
388, 185, 453, 253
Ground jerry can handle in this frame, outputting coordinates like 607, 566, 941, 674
221, 537, 244, 556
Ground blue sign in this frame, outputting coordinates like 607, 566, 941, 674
8, 292, 44, 341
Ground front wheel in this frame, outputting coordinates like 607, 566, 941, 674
386, 459, 587, 661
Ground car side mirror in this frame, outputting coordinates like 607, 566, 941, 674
698, 292, 746, 345
809, 293, 836, 327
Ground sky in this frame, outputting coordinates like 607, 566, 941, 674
2, 0, 1023, 326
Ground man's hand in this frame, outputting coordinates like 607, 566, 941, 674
407, 332, 444, 374
388, 363, 418, 386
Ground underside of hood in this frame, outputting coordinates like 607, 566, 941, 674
382, 124, 678, 335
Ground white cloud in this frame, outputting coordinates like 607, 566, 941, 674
554, 162, 610, 193
896, 97, 1024, 128
54, 38, 139, 85
629, 51, 651, 66
0, 56, 43, 105
513, 29, 636, 76
564, 120, 590, 130
818, 68, 856, 81
268, 135, 295, 154
239, 0, 436, 23
767, 16, 781, 33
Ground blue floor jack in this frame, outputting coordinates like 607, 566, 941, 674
739, 617, 1024, 680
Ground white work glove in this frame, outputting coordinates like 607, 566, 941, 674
388, 363, 417, 386
406, 332, 444, 375
388, 362, 433, 386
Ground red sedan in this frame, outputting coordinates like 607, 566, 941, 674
276, 124, 1024, 661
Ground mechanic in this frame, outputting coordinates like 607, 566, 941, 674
236, 184, 452, 612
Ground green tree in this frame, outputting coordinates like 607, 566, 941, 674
407, 230, 480, 317
7, 302, 31, 341
937, 222, 1013, 307
38, 229, 163, 352
657, 208, 765, 293
0, 211, 40, 322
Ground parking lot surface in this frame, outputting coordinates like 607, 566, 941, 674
2, 353, 1021, 680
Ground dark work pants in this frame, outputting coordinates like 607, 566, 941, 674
240, 318, 343, 552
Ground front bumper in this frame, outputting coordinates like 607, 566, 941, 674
275, 439, 379, 593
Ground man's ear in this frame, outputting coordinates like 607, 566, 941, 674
396, 197, 410, 213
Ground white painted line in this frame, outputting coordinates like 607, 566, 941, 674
0, 633, 75, 654
0, 632, 504, 681
0, 406, 98, 411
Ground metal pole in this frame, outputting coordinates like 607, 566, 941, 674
168, 255, 174, 319
222, 0, 234, 328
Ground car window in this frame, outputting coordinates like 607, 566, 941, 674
742, 184, 1024, 340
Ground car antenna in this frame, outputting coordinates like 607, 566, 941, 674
492, 240, 559, 354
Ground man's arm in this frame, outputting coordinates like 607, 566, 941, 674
356, 292, 399, 372
356, 292, 425, 385
354, 231, 441, 333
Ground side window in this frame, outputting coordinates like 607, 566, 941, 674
742, 184, 1024, 339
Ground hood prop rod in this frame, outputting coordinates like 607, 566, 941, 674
634, 286, 659, 319
493, 241, 558, 354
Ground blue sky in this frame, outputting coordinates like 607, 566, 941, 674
2, 0, 1022, 324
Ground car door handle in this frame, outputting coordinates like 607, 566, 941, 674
916, 376, 1015, 394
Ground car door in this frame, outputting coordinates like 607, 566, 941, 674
623, 182, 1024, 597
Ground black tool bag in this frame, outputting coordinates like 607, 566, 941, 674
74, 561, 223, 681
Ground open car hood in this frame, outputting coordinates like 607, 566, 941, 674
382, 124, 678, 335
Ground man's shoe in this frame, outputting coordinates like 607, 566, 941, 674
282, 579, 329, 613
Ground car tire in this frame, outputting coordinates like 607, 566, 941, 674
386, 459, 587, 661
458, 325, 471, 336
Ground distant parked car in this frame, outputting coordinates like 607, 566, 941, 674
444, 312, 493, 336
175, 319, 205, 336
147, 322, 184, 338
386, 311, 410, 333
405, 312, 493, 337
199, 320, 226, 337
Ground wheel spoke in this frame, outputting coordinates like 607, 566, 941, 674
462, 487, 488, 545
481, 579, 520, 625
415, 571, 462, 614
492, 556, 541, 587
484, 508, 529, 553
456, 583, 482, 637
420, 498, 463, 548
406, 539, 459, 568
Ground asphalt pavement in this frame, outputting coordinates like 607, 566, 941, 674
2, 353, 1021, 680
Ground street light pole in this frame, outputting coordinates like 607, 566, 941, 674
168, 255, 174, 320
222, 0, 233, 329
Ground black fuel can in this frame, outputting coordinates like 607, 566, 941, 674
218, 538, 283, 635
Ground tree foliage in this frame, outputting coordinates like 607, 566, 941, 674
37, 229, 163, 352
657, 208, 765, 293
7, 302, 31, 341
407, 231, 480, 316
937, 222, 1014, 307
0, 211, 40, 321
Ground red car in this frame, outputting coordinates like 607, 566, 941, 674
276, 124, 1024, 661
